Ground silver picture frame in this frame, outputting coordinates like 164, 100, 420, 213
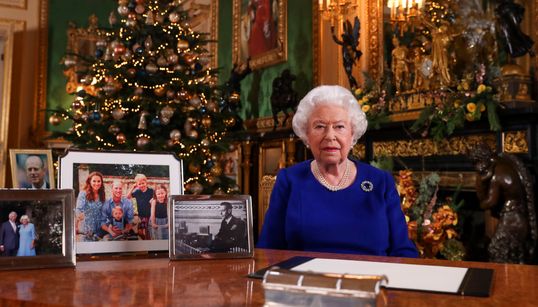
0, 189, 75, 270
169, 195, 254, 260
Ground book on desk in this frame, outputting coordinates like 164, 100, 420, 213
249, 256, 493, 297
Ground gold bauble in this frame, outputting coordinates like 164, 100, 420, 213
210, 164, 223, 176
108, 124, 120, 134
188, 162, 201, 173
223, 117, 236, 127
177, 39, 189, 50
116, 133, 126, 144
206, 100, 218, 112
187, 129, 199, 139
201, 115, 212, 128
49, 114, 61, 126
154, 87, 166, 96
112, 108, 125, 120
229, 92, 241, 104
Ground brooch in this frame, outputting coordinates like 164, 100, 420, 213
360, 181, 373, 192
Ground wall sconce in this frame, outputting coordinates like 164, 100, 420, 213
318, 0, 358, 23
387, 0, 423, 32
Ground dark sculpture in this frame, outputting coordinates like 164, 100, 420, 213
225, 59, 252, 95
331, 16, 362, 89
270, 69, 298, 129
495, 0, 535, 58
469, 143, 537, 263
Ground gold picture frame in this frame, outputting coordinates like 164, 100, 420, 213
232, 0, 288, 70
0, 0, 26, 9
9, 149, 55, 189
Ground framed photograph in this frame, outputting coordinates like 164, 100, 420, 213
219, 143, 242, 189
58, 149, 183, 254
232, 0, 288, 70
169, 195, 253, 260
0, 189, 75, 270
9, 149, 55, 189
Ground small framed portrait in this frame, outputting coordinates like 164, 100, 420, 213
169, 195, 253, 260
58, 149, 183, 254
9, 149, 55, 189
0, 189, 75, 270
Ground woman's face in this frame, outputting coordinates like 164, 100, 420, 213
21, 218, 28, 225
306, 104, 353, 166
156, 188, 167, 203
90, 175, 103, 192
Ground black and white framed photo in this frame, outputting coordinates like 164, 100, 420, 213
58, 149, 183, 254
169, 195, 253, 260
9, 149, 55, 189
0, 189, 75, 270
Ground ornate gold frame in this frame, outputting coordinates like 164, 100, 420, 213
0, 0, 26, 9
0, 18, 24, 187
232, 0, 288, 70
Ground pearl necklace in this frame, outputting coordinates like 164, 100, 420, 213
311, 160, 351, 192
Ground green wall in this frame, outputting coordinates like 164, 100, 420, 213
46, 0, 115, 132
218, 0, 313, 120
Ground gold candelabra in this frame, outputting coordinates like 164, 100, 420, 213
318, 0, 358, 23
387, 0, 423, 33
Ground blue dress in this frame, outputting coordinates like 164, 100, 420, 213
257, 160, 418, 257
17, 223, 36, 256
76, 191, 104, 240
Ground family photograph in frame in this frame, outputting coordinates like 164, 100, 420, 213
169, 195, 253, 260
58, 150, 183, 254
0, 189, 75, 270
232, 0, 287, 70
9, 149, 55, 189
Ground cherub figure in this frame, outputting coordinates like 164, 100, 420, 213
391, 36, 409, 92
422, 20, 460, 87
331, 16, 363, 89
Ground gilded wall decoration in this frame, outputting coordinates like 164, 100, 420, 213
351, 143, 366, 160
502, 130, 529, 153
372, 134, 497, 157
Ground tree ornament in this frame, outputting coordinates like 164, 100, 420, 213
166, 139, 175, 148
177, 39, 189, 50
188, 181, 203, 194
103, 83, 116, 95
187, 129, 199, 139
72, 100, 83, 109
135, 4, 145, 14
150, 116, 161, 127
145, 62, 158, 74
223, 117, 236, 127
126, 19, 137, 27
169, 129, 181, 141
135, 0, 144, 4
108, 124, 120, 134
134, 87, 144, 95
177, 89, 190, 101
138, 111, 150, 129
206, 175, 216, 186
167, 53, 179, 64
116, 133, 126, 144
206, 100, 218, 112
160, 106, 175, 124
117, 5, 129, 16
210, 164, 223, 176
89, 111, 102, 121
180, 20, 191, 29
213, 188, 225, 195
173, 64, 185, 72
201, 115, 212, 128
145, 11, 155, 25
169, 12, 180, 23
157, 56, 167, 67
200, 138, 210, 147
189, 95, 201, 107
188, 162, 201, 173
127, 68, 137, 77
112, 108, 125, 120
154, 86, 166, 96
229, 92, 241, 105
184, 53, 196, 65
136, 135, 150, 148
144, 35, 153, 50
49, 114, 61, 126
122, 49, 133, 61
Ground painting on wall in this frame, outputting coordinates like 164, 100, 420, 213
232, 0, 287, 70
182, 0, 219, 69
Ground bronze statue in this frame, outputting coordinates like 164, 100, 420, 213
469, 143, 537, 263
226, 59, 252, 94
495, 0, 535, 58
270, 69, 298, 129
391, 36, 409, 93
331, 16, 362, 90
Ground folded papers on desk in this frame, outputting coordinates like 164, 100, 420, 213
250, 256, 493, 297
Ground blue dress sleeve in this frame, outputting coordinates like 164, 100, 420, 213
30, 224, 36, 240
383, 171, 419, 258
257, 168, 291, 249
76, 192, 87, 215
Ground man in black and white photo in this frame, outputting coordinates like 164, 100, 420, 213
211, 202, 246, 252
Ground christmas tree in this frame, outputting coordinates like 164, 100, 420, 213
50, 0, 243, 194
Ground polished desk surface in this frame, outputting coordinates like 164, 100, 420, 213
0, 248, 537, 306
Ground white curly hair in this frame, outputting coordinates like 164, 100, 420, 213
292, 85, 367, 145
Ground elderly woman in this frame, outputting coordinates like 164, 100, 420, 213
257, 85, 418, 257
17, 215, 36, 256
76, 171, 106, 241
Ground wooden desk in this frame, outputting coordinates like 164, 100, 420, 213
0, 249, 537, 306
